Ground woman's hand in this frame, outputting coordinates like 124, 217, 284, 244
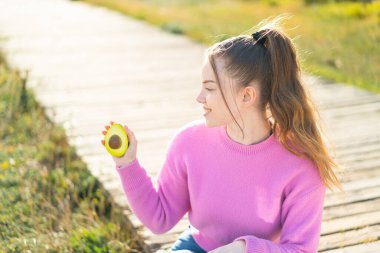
208, 240, 245, 253
101, 121, 138, 168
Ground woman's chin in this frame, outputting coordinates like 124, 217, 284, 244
204, 119, 224, 128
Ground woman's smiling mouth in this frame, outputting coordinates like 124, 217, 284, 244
203, 107, 212, 116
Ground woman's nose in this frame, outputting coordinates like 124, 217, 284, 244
196, 92, 205, 104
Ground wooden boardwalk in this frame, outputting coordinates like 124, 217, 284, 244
0, 0, 379, 252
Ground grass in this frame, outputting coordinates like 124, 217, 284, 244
0, 52, 143, 252
81, 0, 380, 93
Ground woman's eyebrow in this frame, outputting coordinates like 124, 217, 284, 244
202, 80, 216, 84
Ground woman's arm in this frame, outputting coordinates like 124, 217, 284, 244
232, 184, 326, 253
115, 127, 190, 234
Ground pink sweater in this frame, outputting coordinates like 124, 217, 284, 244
116, 119, 326, 253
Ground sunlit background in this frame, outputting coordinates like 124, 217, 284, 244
0, 0, 379, 252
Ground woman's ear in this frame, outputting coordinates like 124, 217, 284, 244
242, 86, 257, 105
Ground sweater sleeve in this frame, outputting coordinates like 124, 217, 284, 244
234, 184, 326, 253
115, 130, 190, 234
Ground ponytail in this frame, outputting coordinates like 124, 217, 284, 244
260, 20, 344, 193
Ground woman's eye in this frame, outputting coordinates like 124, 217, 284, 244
205, 88, 213, 91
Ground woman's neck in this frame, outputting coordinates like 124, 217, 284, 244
226, 117, 272, 145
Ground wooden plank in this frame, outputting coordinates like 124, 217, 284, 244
332, 133, 380, 149
321, 210, 380, 235
320, 239, 380, 253
321, 104, 380, 118
341, 159, 379, 172
52, 107, 200, 129
331, 176, 380, 194
337, 149, 380, 164
335, 142, 380, 158
66, 115, 199, 138
323, 198, 380, 221
319, 96, 380, 109
340, 168, 380, 183
319, 224, 380, 252
330, 131, 380, 146
325, 184, 380, 208
324, 115, 380, 132
37, 86, 198, 108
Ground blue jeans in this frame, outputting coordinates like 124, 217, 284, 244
171, 226, 207, 253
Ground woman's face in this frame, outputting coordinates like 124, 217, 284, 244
196, 57, 238, 127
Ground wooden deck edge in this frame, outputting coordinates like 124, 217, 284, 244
94, 173, 154, 253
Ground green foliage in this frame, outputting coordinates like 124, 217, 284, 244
0, 53, 142, 252
161, 22, 184, 34
261, 0, 280, 7
304, 0, 373, 5
69, 227, 109, 252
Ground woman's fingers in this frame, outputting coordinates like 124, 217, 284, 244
124, 125, 132, 136
123, 125, 130, 138
124, 125, 136, 143
102, 124, 110, 145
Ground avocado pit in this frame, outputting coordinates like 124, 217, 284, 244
109, 134, 122, 149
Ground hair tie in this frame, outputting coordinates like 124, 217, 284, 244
252, 31, 267, 46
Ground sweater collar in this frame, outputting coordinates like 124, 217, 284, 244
217, 124, 277, 155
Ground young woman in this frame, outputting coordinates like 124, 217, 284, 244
102, 16, 344, 253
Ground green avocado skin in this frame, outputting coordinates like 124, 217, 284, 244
104, 123, 128, 157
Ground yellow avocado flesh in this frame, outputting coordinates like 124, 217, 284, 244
105, 123, 128, 157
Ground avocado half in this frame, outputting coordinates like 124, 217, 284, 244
104, 123, 129, 157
